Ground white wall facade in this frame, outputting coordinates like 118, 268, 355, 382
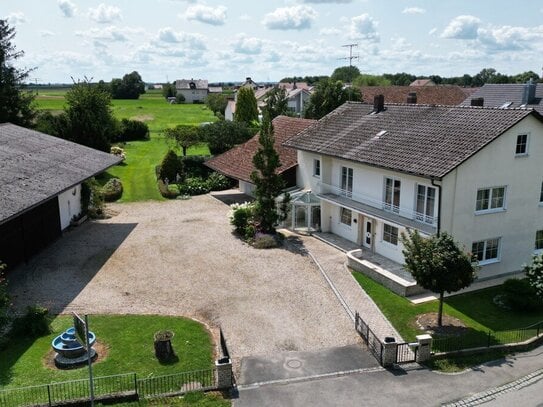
58, 184, 82, 230
178, 89, 208, 103
441, 115, 543, 279
239, 180, 255, 197
225, 101, 235, 121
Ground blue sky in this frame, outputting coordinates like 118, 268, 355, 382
2, 0, 543, 83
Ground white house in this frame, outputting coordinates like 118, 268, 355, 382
175, 79, 209, 103
284, 98, 543, 280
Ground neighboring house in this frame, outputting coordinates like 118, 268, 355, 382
459, 80, 543, 114
208, 86, 223, 94
0, 123, 121, 270
175, 79, 209, 103
279, 81, 312, 92
409, 78, 436, 87
286, 88, 311, 116
225, 100, 236, 121
284, 99, 543, 281
239, 77, 259, 90
204, 116, 315, 196
360, 85, 470, 106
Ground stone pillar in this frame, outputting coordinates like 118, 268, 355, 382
416, 334, 433, 363
381, 341, 398, 367
215, 359, 233, 389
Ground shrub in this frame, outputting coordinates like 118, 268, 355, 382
176, 93, 186, 103
244, 224, 256, 240
253, 233, 279, 249
178, 177, 210, 196
110, 146, 126, 162
206, 172, 232, 191
102, 178, 123, 202
181, 155, 210, 178
83, 178, 105, 218
159, 150, 183, 182
230, 202, 254, 234
12, 306, 51, 337
158, 179, 179, 199
524, 253, 543, 298
117, 118, 149, 141
503, 278, 541, 312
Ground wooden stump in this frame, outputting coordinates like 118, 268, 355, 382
154, 330, 175, 361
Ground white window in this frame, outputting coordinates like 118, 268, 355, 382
540, 181, 543, 204
341, 167, 353, 198
535, 230, 543, 251
383, 223, 399, 246
313, 159, 321, 177
472, 238, 500, 264
475, 187, 506, 212
515, 134, 528, 155
415, 185, 436, 224
340, 207, 352, 225
384, 177, 401, 213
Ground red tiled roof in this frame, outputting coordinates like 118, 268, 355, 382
205, 116, 316, 183
360, 85, 470, 106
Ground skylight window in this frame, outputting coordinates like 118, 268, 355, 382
373, 130, 387, 140
499, 102, 513, 108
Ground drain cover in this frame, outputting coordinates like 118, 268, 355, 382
286, 359, 303, 369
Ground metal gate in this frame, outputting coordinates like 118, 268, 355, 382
355, 311, 383, 364
395, 342, 418, 364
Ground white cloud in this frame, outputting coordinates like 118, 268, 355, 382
75, 26, 140, 42
184, 5, 227, 26
155, 28, 207, 50
58, 0, 76, 18
232, 34, 263, 54
320, 27, 341, 35
429, 27, 437, 36
441, 15, 481, 39
263, 6, 317, 30
302, 0, 352, 3
477, 25, 543, 51
402, 7, 425, 15
40, 30, 55, 37
6, 12, 26, 25
88, 3, 122, 24
349, 14, 379, 41
239, 14, 251, 21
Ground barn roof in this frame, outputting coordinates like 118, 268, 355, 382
0, 123, 121, 225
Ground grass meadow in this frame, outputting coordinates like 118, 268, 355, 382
35, 89, 216, 202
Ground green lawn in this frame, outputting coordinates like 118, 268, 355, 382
97, 392, 230, 406
0, 315, 214, 388
352, 271, 543, 342
35, 89, 216, 202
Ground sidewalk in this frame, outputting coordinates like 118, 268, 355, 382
286, 232, 403, 342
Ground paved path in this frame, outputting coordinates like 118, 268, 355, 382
290, 234, 403, 342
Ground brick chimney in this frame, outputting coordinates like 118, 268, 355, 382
407, 92, 417, 104
373, 94, 385, 113
470, 97, 484, 107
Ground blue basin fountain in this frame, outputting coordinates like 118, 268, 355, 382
52, 327, 97, 368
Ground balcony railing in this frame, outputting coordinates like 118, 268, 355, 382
319, 182, 438, 227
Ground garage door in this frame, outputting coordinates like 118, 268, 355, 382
0, 197, 61, 271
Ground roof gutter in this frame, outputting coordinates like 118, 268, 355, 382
431, 178, 442, 236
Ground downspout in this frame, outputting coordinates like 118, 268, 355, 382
431, 178, 442, 236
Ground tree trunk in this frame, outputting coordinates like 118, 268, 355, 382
182, 146, 187, 156
438, 291, 444, 327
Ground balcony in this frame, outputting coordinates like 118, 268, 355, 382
318, 182, 438, 235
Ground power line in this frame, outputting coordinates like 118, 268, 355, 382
339, 43, 359, 67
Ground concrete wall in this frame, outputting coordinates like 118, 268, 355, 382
58, 185, 82, 230
441, 115, 543, 279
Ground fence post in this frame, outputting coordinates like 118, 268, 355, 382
47, 384, 52, 407
415, 334, 432, 363
215, 359, 233, 389
134, 373, 138, 397
381, 341, 398, 367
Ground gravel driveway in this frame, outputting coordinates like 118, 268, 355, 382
8, 194, 358, 362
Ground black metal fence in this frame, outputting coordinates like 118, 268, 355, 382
355, 311, 383, 363
0, 369, 217, 407
432, 320, 543, 353
396, 342, 417, 363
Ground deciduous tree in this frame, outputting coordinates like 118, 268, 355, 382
303, 79, 362, 119
110, 71, 145, 99
164, 125, 200, 156
263, 86, 290, 119
401, 231, 477, 326
205, 93, 227, 116
0, 19, 35, 126
331, 66, 360, 83
199, 120, 254, 155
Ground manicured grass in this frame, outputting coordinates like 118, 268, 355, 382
0, 315, 214, 388
424, 350, 510, 373
351, 271, 543, 342
35, 89, 216, 202
97, 392, 230, 406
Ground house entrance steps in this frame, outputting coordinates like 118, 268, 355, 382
283, 230, 403, 343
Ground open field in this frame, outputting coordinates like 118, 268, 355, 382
0, 315, 213, 388
35, 89, 216, 201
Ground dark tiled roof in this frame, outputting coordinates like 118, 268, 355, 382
284, 102, 540, 179
360, 85, 470, 106
0, 123, 121, 224
175, 79, 208, 90
205, 116, 316, 183
459, 83, 543, 113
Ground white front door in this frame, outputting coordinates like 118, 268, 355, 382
363, 219, 372, 249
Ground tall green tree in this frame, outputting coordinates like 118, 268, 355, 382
64, 80, 117, 152
205, 93, 228, 116
353, 74, 391, 87
0, 19, 35, 126
198, 121, 255, 155
250, 111, 287, 234
110, 71, 145, 99
234, 87, 258, 125
164, 125, 200, 156
263, 86, 290, 120
331, 66, 361, 83
304, 79, 362, 119
401, 231, 477, 326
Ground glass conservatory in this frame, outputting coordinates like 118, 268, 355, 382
280, 190, 321, 233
